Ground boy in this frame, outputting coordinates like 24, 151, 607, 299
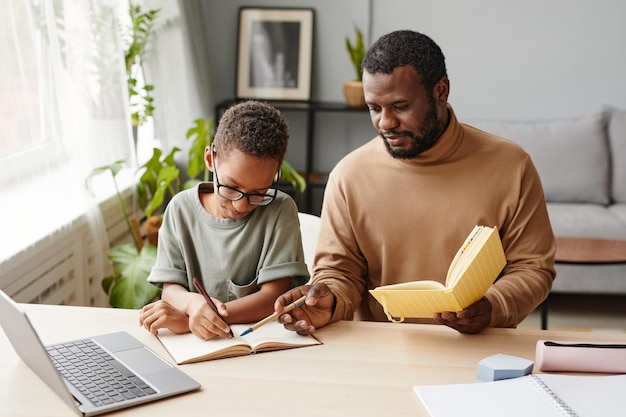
139, 101, 309, 339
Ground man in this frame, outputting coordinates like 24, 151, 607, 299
276, 30, 556, 334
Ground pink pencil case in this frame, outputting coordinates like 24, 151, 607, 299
536, 340, 626, 373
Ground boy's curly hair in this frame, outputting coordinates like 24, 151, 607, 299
214, 100, 289, 162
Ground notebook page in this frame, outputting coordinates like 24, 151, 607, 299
414, 376, 569, 417
536, 374, 626, 417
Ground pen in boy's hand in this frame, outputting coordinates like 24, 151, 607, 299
240, 295, 307, 336
192, 277, 233, 337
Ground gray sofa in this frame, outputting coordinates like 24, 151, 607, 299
466, 106, 626, 296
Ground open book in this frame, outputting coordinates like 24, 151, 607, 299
369, 225, 506, 321
414, 374, 626, 417
157, 321, 322, 364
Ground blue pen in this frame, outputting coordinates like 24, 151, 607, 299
240, 295, 307, 336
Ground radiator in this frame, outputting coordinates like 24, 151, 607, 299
0, 189, 139, 307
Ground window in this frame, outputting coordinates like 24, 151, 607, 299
0, 0, 134, 263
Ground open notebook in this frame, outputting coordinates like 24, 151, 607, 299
414, 373, 626, 417
157, 321, 322, 364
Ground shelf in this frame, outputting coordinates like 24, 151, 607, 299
216, 99, 368, 114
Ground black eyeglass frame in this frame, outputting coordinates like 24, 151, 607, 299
212, 147, 279, 206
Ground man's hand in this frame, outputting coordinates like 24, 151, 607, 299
433, 297, 492, 334
275, 283, 335, 335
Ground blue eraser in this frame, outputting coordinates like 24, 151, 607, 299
476, 353, 534, 382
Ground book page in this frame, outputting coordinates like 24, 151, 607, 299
157, 321, 321, 364
414, 374, 626, 417
369, 287, 461, 320
157, 329, 252, 364
369, 280, 446, 291
536, 374, 626, 417
234, 321, 321, 352
448, 227, 506, 307
446, 226, 491, 287
445, 225, 481, 285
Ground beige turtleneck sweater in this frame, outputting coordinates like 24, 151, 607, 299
313, 106, 556, 328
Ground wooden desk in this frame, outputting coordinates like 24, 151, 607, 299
2, 304, 625, 417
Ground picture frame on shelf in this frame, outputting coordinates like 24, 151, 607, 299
236, 7, 314, 101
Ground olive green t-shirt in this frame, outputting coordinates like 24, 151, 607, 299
148, 183, 309, 302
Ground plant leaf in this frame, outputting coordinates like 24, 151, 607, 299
280, 160, 306, 192
85, 159, 126, 193
107, 243, 160, 309
145, 165, 180, 217
186, 117, 214, 179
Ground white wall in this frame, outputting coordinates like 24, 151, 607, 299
203, 0, 626, 120
372, 0, 626, 119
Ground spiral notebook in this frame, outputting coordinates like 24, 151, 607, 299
414, 374, 626, 417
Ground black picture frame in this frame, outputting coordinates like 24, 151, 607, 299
236, 7, 314, 101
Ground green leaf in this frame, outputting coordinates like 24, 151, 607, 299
136, 181, 148, 211
186, 117, 214, 180
280, 160, 306, 192
138, 148, 164, 197
162, 147, 180, 167
145, 165, 180, 217
102, 275, 114, 294
345, 25, 366, 81
125, 3, 160, 125
107, 243, 160, 309
85, 159, 127, 192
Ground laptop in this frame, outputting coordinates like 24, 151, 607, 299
0, 290, 200, 416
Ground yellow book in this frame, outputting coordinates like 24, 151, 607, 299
369, 225, 506, 322
156, 321, 322, 364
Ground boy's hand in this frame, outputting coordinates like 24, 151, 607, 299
276, 284, 335, 335
187, 294, 232, 340
139, 300, 190, 335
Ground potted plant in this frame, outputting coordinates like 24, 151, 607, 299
343, 25, 366, 108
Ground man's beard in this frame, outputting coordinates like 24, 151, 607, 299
380, 105, 443, 159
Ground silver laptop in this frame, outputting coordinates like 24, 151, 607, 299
0, 290, 200, 416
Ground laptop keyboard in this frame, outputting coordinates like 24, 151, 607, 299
46, 339, 157, 406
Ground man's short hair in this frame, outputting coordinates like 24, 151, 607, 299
362, 30, 447, 91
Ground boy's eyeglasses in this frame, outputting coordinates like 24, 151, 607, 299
212, 148, 279, 206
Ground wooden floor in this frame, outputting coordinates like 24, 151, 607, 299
520, 293, 626, 333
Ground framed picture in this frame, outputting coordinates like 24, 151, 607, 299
236, 7, 314, 101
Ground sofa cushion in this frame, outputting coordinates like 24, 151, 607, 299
547, 203, 626, 240
608, 204, 626, 227
606, 106, 626, 203
467, 113, 610, 205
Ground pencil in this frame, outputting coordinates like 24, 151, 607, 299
192, 277, 233, 337
240, 295, 307, 336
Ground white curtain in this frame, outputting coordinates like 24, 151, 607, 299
0, 0, 134, 271
138, 0, 213, 172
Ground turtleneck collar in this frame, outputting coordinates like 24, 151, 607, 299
395, 104, 463, 166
